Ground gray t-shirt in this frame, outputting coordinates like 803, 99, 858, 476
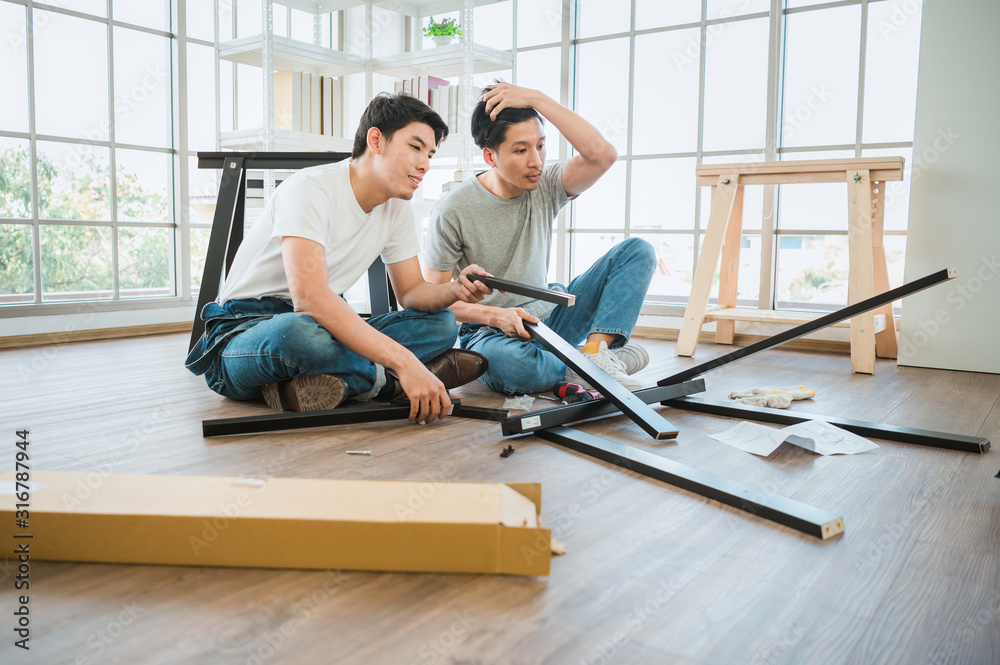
423, 162, 573, 312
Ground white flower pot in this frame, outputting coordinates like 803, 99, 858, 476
433, 35, 454, 47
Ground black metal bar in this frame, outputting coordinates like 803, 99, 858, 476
203, 399, 475, 437
535, 426, 844, 540
226, 168, 246, 275
526, 322, 679, 440
189, 156, 245, 351
451, 404, 511, 422
501, 379, 706, 436
197, 151, 351, 170
662, 396, 991, 454
367, 257, 394, 316
476, 275, 576, 307
658, 268, 956, 386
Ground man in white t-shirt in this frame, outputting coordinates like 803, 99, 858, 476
186, 94, 490, 423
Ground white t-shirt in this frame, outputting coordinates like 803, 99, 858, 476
217, 160, 419, 304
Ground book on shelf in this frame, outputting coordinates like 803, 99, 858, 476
309, 73, 321, 135
329, 76, 343, 139
273, 69, 302, 132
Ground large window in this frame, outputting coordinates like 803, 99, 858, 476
570, 0, 922, 313
0, 0, 184, 308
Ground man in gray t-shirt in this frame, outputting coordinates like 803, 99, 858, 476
423, 83, 655, 396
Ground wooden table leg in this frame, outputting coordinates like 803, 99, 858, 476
715, 184, 745, 345
871, 179, 899, 358
676, 174, 740, 357
847, 169, 876, 374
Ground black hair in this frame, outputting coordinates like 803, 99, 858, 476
352, 92, 449, 160
471, 84, 544, 151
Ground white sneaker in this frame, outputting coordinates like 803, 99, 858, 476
611, 342, 649, 375
565, 341, 643, 391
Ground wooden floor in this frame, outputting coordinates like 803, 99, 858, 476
2, 332, 998, 665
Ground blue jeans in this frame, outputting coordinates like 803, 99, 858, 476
185, 296, 458, 403
460, 237, 655, 395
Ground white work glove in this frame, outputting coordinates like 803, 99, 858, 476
728, 386, 816, 409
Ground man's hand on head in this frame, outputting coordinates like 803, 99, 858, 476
454, 264, 493, 304
483, 83, 540, 121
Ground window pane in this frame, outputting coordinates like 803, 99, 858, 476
633, 233, 694, 301
290, 8, 314, 42
187, 0, 216, 42
633, 29, 700, 155
636, 0, 700, 29
236, 63, 263, 130
189, 155, 218, 225
237, 0, 262, 39
0, 2, 29, 132
114, 0, 170, 31
475, 2, 512, 51
517, 0, 562, 47
516, 48, 563, 157
119, 226, 173, 297
703, 17, 768, 152
571, 232, 623, 277
190, 226, 211, 295
577, 0, 630, 38
0, 224, 34, 304
576, 38, 629, 155
114, 28, 172, 148
116, 149, 172, 223
775, 234, 848, 310
630, 158, 697, 231
0, 138, 32, 219
40, 224, 113, 301
571, 161, 625, 229
36, 141, 112, 221
33, 10, 109, 141
55, 0, 106, 18
781, 6, 861, 148
707, 0, 769, 21
778, 183, 846, 231
862, 1, 922, 144
187, 43, 216, 151
863, 147, 912, 232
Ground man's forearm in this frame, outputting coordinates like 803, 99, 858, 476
531, 93, 616, 166
449, 300, 499, 326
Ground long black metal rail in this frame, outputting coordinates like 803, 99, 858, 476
527, 322, 679, 440
658, 268, 956, 386
662, 397, 991, 454
476, 275, 576, 307
536, 426, 845, 540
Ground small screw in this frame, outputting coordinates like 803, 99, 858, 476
346, 450, 372, 456
500, 444, 515, 458
722, 178, 731, 185
854, 173, 861, 182
228, 162, 237, 169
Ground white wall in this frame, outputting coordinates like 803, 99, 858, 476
898, 0, 1000, 373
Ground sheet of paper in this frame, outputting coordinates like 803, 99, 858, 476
780, 420, 879, 455
708, 421, 787, 456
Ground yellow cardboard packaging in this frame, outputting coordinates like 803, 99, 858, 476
1, 471, 551, 576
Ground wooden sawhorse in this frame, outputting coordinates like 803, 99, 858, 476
675, 157, 905, 374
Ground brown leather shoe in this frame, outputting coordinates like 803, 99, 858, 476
423, 349, 489, 390
261, 374, 347, 412
381, 349, 488, 400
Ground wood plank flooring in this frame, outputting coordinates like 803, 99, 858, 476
1, 332, 997, 665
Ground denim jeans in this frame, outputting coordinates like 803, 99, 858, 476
185, 296, 458, 403
459, 237, 655, 395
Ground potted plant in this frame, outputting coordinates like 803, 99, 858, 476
423, 16, 463, 46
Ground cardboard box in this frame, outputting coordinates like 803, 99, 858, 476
1, 471, 551, 576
